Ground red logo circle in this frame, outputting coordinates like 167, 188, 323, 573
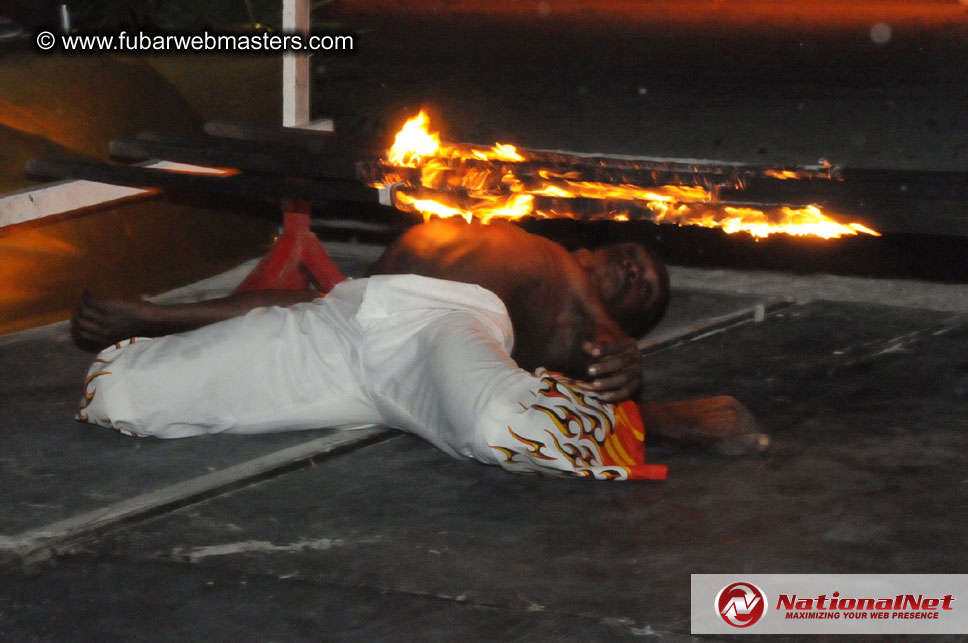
716, 582, 768, 628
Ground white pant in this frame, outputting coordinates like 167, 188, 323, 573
78, 275, 665, 480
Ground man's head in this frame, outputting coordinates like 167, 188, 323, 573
573, 242, 670, 338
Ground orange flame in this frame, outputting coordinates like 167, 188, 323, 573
394, 191, 534, 225
653, 205, 881, 240
764, 169, 811, 180
379, 111, 880, 239
388, 110, 524, 167
387, 111, 440, 166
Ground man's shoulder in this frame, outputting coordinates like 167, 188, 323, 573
398, 220, 582, 287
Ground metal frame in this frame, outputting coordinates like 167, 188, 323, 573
0, 0, 328, 231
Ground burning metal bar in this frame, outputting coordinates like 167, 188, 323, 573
389, 185, 878, 238
360, 158, 741, 192
25, 110, 968, 240
368, 110, 886, 238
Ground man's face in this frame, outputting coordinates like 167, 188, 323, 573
574, 243, 662, 324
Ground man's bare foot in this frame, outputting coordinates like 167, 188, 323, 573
71, 291, 161, 350
640, 395, 771, 455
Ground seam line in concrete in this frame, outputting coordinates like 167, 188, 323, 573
638, 299, 795, 354
810, 313, 966, 375
0, 428, 395, 566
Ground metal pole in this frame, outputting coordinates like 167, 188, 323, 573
282, 0, 310, 127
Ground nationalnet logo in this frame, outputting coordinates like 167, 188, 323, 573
716, 582, 768, 627
693, 575, 968, 635
776, 591, 955, 621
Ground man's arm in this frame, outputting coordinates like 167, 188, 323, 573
533, 254, 644, 403
72, 289, 318, 349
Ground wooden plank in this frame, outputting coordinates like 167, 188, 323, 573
0, 161, 227, 230
25, 157, 384, 205
110, 136, 363, 181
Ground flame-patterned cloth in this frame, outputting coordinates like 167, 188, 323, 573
488, 370, 667, 480
77, 275, 666, 481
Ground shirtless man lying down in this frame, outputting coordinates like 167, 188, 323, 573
74, 220, 767, 479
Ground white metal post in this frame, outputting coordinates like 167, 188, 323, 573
282, 0, 310, 128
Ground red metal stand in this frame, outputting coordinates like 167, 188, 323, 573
234, 200, 345, 293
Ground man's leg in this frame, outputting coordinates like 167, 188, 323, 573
77, 282, 380, 438
355, 275, 667, 480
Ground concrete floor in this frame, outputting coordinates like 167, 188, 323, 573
1, 245, 966, 641
3, 4, 968, 641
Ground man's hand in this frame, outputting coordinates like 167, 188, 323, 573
582, 337, 643, 402
72, 289, 320, 351
72, 291, 159, 350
